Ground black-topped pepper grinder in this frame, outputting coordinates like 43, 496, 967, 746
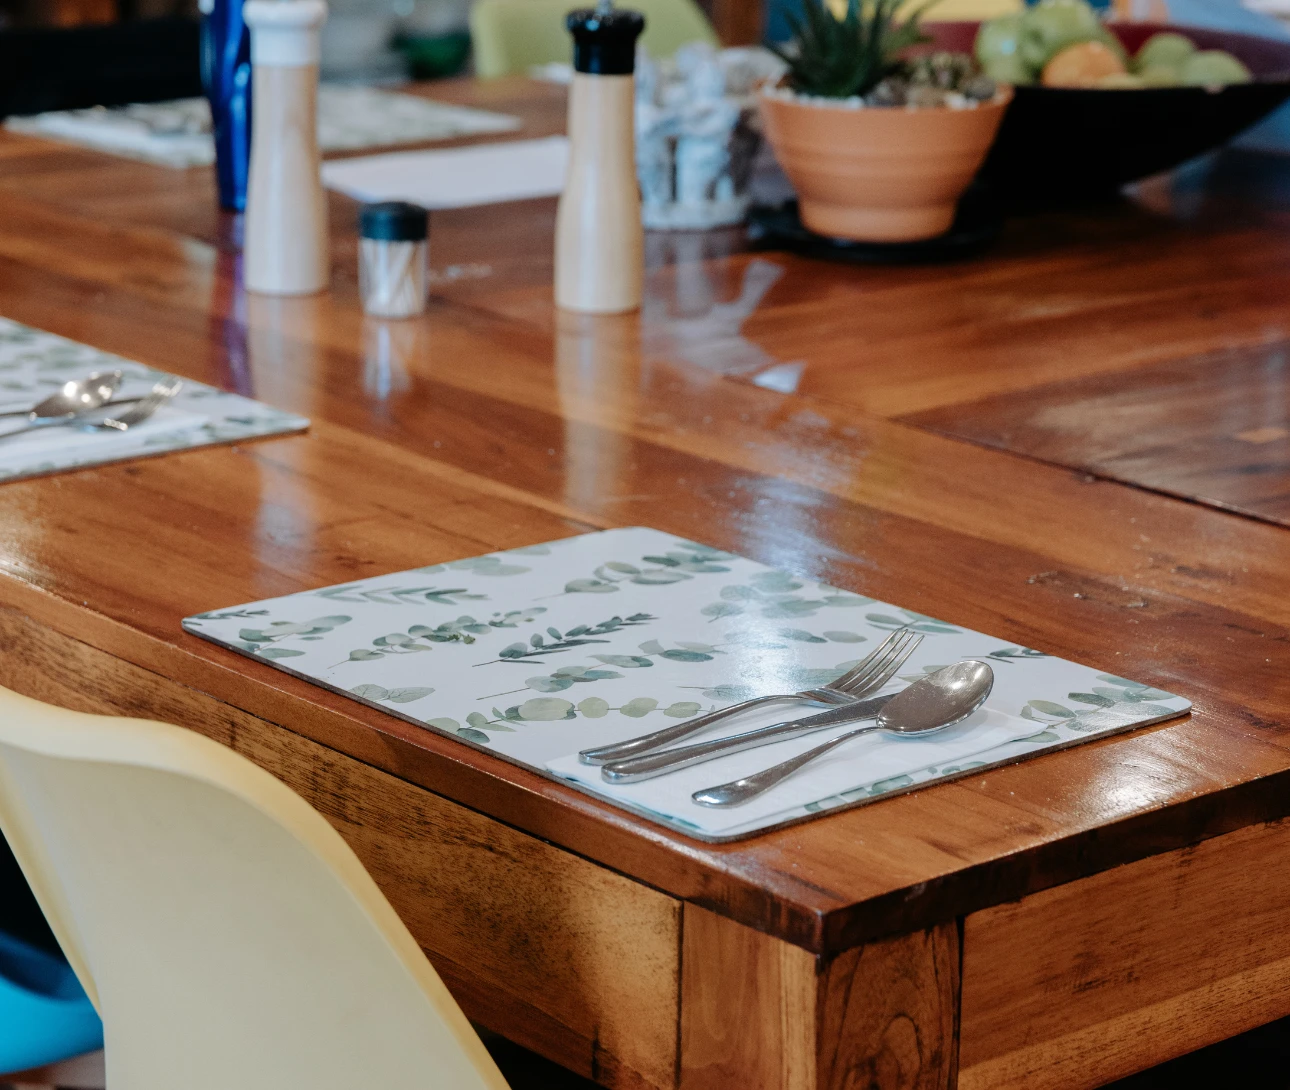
555, 2, 646, 314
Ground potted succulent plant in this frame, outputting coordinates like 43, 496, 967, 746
762, 0, 1012, 242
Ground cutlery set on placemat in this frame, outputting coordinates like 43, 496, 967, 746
579, 631, 995, 808
183, 527, 1193, 840
0, 317, 308, 483
0, 371, 183, 439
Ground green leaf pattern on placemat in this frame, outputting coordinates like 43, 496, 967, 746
1021, 675, 1179, 731
316, 585, 490, 606
350, 683, 435, 704
701, 572, 875, 621
183, 527, 1193, 838
480, 614, 656, 664
231, 615, 352, 658
556, 542, 738, 596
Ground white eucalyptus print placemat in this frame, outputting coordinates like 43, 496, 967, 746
0, 319, 307, 483
183, 527, 1191, 840
5, 87, 521, 169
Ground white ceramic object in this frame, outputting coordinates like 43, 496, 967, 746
636, 43, 783, 231
319, 12, 405, 81
244, 0, 331, 296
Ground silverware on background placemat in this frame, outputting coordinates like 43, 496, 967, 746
0, 370, 122, 421
0, 378, 182, 441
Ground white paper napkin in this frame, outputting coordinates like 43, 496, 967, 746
321, 135, 569, 209
547, 706, 1041, 836
0, 407, 208, 475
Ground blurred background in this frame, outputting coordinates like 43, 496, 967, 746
0, 0, 196, 28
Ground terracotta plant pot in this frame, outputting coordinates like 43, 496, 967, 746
760, 87, 1013, 242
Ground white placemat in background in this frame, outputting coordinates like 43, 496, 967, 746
4, 87, 521, 169
320, 135, 568, 208
0, 318, 307, 482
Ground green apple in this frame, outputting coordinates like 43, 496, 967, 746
1180, 50, 1252, 86
1018, 0, 1104, 71
1138, 64, 1182, 86
1134, 32, 1197, 73
982, 52, 1034, 85
976, 12, 1026, 66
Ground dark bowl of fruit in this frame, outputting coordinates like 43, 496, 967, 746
927, 7, 1290, 199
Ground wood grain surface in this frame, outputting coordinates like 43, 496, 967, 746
0, 77, 1289, 973
904, 339, 1290, 527
959, 819, 1290, 1090
679, 905, 818, 1090
732, 151, 1290, 422
680, 906, 958, 1090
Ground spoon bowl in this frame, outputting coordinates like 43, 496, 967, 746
692, 659, 994, 808
3, 370, 125, 421
873, 658, 994, 735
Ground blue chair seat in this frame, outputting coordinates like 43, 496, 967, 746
0, 927, 102, 1076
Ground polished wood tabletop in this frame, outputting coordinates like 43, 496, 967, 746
1, 77, 1289, 1090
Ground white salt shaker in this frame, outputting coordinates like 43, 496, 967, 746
554, 3, 646, 314
243, 0, 329, 296
359, 202, 429, 318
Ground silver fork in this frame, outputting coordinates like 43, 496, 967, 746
88, 378, 183, 431
578, 628, 923, 766
600, 638, 923, 783
0, 378, 182, 441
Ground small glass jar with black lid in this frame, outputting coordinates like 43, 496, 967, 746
358, 201, 429, 318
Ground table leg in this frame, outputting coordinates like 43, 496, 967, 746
679, 904, 959, 1090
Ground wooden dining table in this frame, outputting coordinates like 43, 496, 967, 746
1, 75, 1289, 1090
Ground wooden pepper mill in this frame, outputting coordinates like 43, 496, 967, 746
243, 0, 329, 296
554, 2, 646, 314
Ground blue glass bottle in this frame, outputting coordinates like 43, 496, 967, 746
200, 0, 253, 212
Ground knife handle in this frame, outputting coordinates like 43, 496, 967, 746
578, 693, 803, 766
600, 696, 891, 784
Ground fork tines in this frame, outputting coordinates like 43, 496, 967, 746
835, 628, 924, 697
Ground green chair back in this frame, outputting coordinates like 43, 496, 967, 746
470, 0, 720, 78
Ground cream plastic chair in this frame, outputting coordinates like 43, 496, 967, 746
0, 685, 510, 1090
924, 0, 1022, 18
470, 0, 719, 79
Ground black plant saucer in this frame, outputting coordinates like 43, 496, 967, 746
746, 184, 1005, 265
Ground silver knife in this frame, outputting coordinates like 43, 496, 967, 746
600, 691, 899, 784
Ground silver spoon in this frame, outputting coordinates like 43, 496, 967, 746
579, 629, 923, 765
691, 659, 994, 809
0, 370, 123, 420
0, 378, 182, 441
